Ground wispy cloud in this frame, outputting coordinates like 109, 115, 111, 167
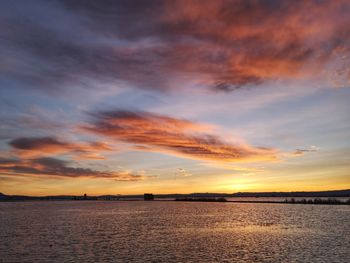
175, 168, 191, 178
0, 157, 152, 181
293, 145, 319, 156
83, 110, 277, 162
9, 136, 112, 160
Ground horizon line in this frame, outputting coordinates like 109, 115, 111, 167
2, 189, 349, 198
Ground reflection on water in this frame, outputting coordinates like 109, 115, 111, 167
1, 201, 349, 262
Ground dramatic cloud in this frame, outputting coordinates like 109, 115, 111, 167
9, 136, 112, 159
0, 157, 150, 181
161, 0, 350, 90
84, 110, 277, 162
1, 0, 349, 95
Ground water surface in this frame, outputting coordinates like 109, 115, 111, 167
1, 201, 349, 262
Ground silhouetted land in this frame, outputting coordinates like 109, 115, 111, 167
175, 197, 227, 202
231, 189, 350, 198
284, 198, 350, 205
1, 190, 350, 205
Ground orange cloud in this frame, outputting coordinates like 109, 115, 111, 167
3, 1, 348, 95
84, 110, 277, 162
0, 157, 152, 181
158, 0, 350, 90
9, 137, 112, 159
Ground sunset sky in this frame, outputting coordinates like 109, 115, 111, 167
1, 0, 349, 196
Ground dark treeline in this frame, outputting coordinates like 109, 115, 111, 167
284, 198, 350, 205
232, 189, 350, 198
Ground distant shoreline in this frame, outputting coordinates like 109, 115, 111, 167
1, 199, 349, 205
174, 197, 350, 205
1, 189, 350, 204
0, 189, 350, 201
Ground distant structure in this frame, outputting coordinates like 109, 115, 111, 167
144, 193, 154, 201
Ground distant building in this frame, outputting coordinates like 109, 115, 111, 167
144, 193, 154, 201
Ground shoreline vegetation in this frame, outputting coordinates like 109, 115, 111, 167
1, 190, 350, 205
284, 198, 350, 205
175, 197, 350, 205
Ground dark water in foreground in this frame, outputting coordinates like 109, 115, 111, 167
1, 201, 349, 263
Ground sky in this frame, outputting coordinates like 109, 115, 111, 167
0, 0, 350, 196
